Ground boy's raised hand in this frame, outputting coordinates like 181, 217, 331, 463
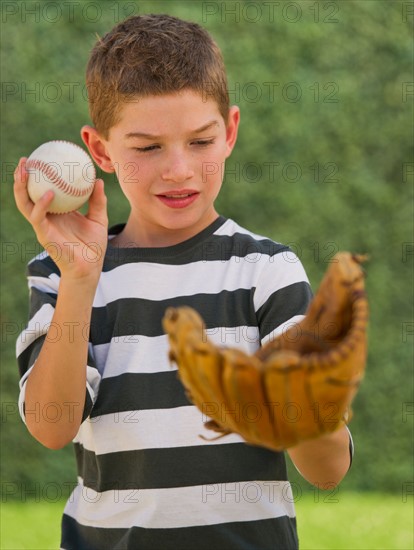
14, 157, 108, 281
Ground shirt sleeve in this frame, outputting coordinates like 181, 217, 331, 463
16, 252, 101, 426
253, 248, 313, 345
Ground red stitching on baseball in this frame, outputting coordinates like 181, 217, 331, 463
26, 158, 94, 197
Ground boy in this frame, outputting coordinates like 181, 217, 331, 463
14, 14, 353, 550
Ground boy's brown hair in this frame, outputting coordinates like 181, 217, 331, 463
86, 14, 230, 138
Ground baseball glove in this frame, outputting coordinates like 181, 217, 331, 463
162, 252, 368, 451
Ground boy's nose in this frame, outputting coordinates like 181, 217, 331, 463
161, 153, 195, 183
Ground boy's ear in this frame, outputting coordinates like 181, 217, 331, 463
225, 106, 240, 158
81, 125, 115, 173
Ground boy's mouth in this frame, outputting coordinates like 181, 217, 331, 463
156, 190, 199, 209
163, 193, 193, 198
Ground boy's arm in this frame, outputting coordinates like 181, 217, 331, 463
22, 277, 98, 449
14, 157, 108, 449
287, 426, 353, 488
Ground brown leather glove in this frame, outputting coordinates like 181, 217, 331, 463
163, 252, 368, 451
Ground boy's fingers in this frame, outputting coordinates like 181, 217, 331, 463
28, 190, 55, 229
14, 157, 55, 229
14, 157, 52, 228
13, 157, 34, 218
86, 179, 108, 224
14, 157, 28, 182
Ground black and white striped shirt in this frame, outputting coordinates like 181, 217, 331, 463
17, 216, 312, 550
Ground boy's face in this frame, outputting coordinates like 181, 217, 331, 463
83, 90, 239, 247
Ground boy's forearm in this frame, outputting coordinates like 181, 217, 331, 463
24, 276, 98, 449
287, 426, 352, 488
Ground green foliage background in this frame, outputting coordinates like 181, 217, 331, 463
1, 0, 412, 506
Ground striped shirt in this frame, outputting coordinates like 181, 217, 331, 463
17, 216, 312, 550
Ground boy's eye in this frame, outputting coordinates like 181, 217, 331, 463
191, 139, 215, 147
134, 145, 160, 153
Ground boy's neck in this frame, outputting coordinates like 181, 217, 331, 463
109, 212, 220, 249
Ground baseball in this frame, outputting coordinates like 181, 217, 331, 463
26, 140, 96, 214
